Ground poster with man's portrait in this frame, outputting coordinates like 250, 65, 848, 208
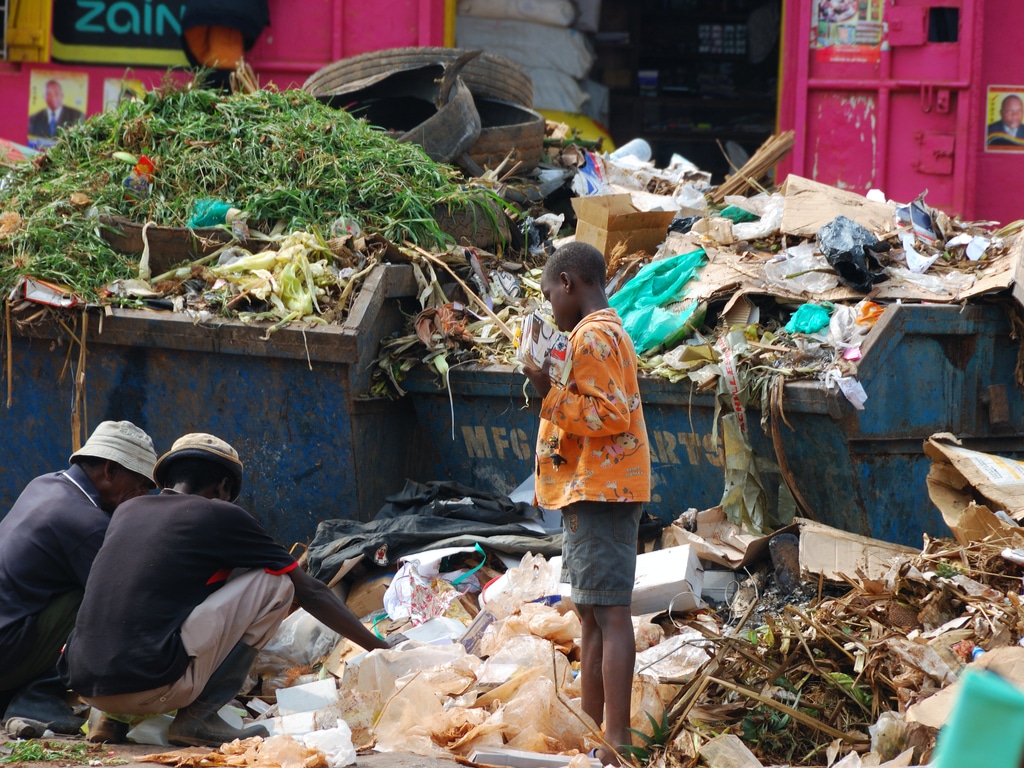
27, 71, 88, 150
986, 86, 1024, 152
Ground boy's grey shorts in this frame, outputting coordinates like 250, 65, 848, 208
560, 500, 643, 606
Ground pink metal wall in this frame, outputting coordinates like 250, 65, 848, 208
0, 0, 444, 147
971, 0, 1024, 222
778, 0, 1023, 222
248, 0, 444, 90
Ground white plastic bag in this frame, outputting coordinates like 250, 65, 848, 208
300, 719, 357, 768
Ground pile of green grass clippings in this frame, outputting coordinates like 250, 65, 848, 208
0, 81, 478, 302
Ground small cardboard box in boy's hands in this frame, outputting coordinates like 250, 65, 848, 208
517, 312, 572, 386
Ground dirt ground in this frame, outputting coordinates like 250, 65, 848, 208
0, 732, 459, 768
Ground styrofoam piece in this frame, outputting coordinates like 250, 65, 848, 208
469, 747, 601, 767
123, 713, 174, 746
276, 678, 339, 715
701, 569, 740, 603
272, 710, 317, 736
402, 617, 467, 645
631, 545, 704, 615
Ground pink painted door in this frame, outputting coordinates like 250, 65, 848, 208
778, 0, 979, 218
970, 0, 1024, 224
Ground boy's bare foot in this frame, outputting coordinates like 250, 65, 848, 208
592, 746, 621, 766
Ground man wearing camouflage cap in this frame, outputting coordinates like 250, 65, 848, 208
0, 420, 157, 739
61, 433, 393, 747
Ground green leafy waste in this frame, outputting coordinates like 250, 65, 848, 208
0, 739, 126, 765
0, 82, 483, 302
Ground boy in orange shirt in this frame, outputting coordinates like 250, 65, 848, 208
523, 242, 651, 765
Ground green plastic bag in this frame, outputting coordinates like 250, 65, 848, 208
609, 249, 706, 353
719, 205, 759, 223
187, 198, 234, 228
784, 303, 831, 334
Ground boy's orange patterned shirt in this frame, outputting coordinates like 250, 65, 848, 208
535, 308, 651, 509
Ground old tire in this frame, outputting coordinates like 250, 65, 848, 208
434, 197, 511, 250
304, 47, 533, 108
466, 100, 546, 173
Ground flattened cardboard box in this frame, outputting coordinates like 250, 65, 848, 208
924, 434, 1024, 545
571, 193, 676, 258
796, 518, 916, 582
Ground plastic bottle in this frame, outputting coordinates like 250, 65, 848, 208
609, 138, 652, 163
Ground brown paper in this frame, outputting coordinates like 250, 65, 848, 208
924, 434, 1024, 545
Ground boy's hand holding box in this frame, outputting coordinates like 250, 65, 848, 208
517, 312, 573, 387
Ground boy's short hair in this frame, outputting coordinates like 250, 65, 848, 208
544, 242, 607, 287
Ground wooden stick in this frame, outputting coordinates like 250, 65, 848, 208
711, 130, 795, 203
407, 244, 517, 342
4, 298, 11, 408
706, 676, 862, 743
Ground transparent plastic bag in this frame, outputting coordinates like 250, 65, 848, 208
633, 616, 665, 653
634, 629, 710, 682
763, 243, 839, 295
870, 710, 909, 762
254, 609, 341, 681
484, 553, 563, 620
500, 675, 589, 753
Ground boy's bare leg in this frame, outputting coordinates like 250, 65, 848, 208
590, 604, 635, 766
578, 604, 605, 728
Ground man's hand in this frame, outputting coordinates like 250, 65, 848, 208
288, 567, 388, 651
385, 632, 411, 648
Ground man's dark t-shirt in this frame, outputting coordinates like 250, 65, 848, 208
0, 465, 108, 667
61, 490, 295, 697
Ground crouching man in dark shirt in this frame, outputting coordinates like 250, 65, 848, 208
0, 421, 157, 739
60, 433, 390, 747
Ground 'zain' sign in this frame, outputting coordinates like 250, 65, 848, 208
52, 0, 190, 67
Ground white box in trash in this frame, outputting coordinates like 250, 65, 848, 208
631, 544, 704, 615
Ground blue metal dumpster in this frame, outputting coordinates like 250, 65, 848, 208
0, 264, 424, 545
402, 302, 1024, 547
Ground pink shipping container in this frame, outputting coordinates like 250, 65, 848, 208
0, 0, 445, 149
778, 0, 1024, 224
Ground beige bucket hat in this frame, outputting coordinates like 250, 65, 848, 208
153, 433, 244, 501
69, 420, 158, 482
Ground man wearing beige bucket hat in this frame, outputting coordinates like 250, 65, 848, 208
0, 420, 157, 739
61, 432, 393, 748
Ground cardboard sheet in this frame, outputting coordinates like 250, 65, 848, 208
796, 518, 917, 581
780, 175, 896, 238
572, 193, 677, 258
924, 434, 1024, 546
660, 506, 796, 569
907, 646, 1024, 728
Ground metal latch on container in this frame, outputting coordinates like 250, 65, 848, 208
919, 85, 952, 114
981, 384, 1010, 425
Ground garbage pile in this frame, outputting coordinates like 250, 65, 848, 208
0, 81, 494, 319
372, 165, 1023, 413
105, 492, 1024, 768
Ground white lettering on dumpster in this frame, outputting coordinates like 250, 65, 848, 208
460, 424, 723, 467
648, 430, 722, 468
462, 425, 531, 460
